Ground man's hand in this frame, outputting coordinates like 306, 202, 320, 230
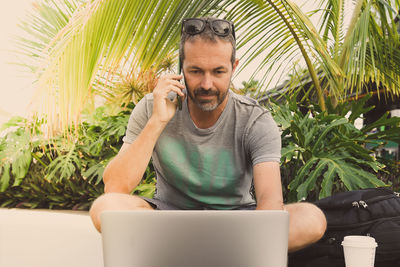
152, 74, 186, 124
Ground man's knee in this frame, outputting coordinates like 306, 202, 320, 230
285, 202, 327, 251
300, 203, 326, 240
286, 202, 326, 225
89, 193, 153, 233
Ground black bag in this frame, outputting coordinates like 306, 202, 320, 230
288, 188, 400, 267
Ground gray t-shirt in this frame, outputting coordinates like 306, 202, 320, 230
123, 90, 281, 209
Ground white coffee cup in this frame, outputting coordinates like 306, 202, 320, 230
341, 235, 377, 267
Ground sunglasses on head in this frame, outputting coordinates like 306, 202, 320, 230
181, 18, 236, 40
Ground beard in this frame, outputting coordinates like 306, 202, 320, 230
187, 87, 229, 112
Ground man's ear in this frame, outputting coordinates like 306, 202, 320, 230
232, 59, 239, 73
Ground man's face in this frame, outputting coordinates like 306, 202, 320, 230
182, 38, 238, 112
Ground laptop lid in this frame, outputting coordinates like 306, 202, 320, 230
101, 210, 289, 267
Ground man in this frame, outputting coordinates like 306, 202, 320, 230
90, 17, 326, 252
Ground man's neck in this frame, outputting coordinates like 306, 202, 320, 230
187, 96, 229, 129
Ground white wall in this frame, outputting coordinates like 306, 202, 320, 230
0, 1, 36, 125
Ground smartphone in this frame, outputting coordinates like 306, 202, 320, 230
177, 59, 183, 110
167, 60, 185, 110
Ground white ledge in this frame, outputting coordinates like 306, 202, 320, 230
0, 208, 103, 267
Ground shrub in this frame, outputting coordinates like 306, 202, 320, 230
269, 94, 400, 202
0, 103, 156, 210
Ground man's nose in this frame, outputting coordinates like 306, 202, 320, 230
200, 73, 213, 89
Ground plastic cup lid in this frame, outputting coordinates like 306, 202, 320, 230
341, 235, 377, 248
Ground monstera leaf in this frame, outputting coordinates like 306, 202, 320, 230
0, 129, 32, 192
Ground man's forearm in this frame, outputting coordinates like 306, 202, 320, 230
253, 162, 284, 210
103, 117, 167, 193
256, 196, 284, 210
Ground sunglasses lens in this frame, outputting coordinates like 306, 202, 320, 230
184, 20, 204, 35
212, 21, 231, 36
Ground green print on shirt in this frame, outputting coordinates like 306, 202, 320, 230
159, 136, 240, 206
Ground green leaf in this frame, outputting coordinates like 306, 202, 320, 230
82, 161, 107, 185
0, 199, 16, 208
12, 150, 32, 186
0, 129, 32, 188
348, 94, 373, 123
0, 164, 11, 192
269, 102, 292, 130
312, 118, 348, 154
319, 163, 336, 199
288, 157, 318, 191
0, 116, 26, 132
134, 183, 156, 198
297, 159, 328, 200
281, 144, 305, 162
367, 127, 400, 144
46, 147, 81, 182
290, 120, 306, 147
363, 112, 400, 133
337, 160, 386, 191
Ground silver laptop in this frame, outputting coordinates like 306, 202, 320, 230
101, 210, 289, 267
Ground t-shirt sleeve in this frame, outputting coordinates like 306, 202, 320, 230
122, 94, 152, 144
246, 111, 281, 165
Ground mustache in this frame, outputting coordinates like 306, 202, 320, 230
194, 88, 218, 96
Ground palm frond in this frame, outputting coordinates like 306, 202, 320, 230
15, 0, 83, 73
340, 0, 400, 98
33, 0, 224, 135
227, 0, 346, 109
318, 0, 346, 59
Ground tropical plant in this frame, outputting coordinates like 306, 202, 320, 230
238, 79, 260, 96
10, 0, 400, 209
228, 0, 400, 110
19, 0, 229, 134
377, 158, 400, 191
269, 94, 400, 202
95, 51, 177, 110
17, 0, 400, 134
0, 103, 156, 210
0, 118, 32, 192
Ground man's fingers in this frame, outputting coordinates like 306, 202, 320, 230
162, 74, 183, 81
170, 80, 185, 90
166, 85, 185, 98
155, 75, 184, 92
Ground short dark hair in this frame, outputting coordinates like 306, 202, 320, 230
179, 17, 236, 69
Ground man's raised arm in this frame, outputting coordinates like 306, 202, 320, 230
102, 74, 185, 194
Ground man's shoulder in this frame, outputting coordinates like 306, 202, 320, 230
228, 91, 275, 129
143, 93, 154, 101
135, 93, 154, 109
129, 93, 154, 118
230, 91, 266, 112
